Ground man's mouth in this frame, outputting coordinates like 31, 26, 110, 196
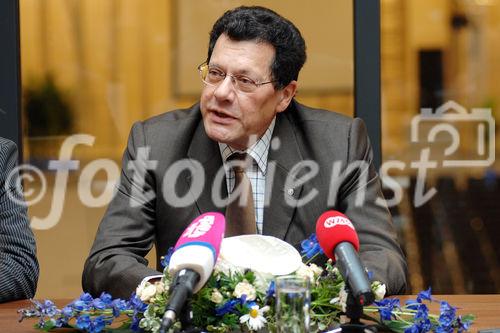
214, 111, 231, 118
209, 109, 237, 123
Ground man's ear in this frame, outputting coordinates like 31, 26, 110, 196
276, 81, 298, 113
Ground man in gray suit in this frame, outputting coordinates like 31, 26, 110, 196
0, 137, 39, 302
83, 6, 407, 299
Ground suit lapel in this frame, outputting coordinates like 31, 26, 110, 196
187, 117, 227, 215
263, 110, 304, 240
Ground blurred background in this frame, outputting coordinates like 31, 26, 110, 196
11, 0, 500, 298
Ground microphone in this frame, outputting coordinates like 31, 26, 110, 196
160, 212, 225, 333
315, 210, 374, 306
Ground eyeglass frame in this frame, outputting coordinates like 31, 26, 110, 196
197, 62, 277, 93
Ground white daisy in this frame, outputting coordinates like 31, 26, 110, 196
239, 305, 270, 331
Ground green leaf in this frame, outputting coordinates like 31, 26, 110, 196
383, 320, 411, 333
461, 314, 475, 322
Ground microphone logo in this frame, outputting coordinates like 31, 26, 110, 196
183, 215, 215, 238
323, 216, 354, 230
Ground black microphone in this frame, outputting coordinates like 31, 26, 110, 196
159, 213, 226, 333
160, 269, 200, 332
315, 210, 374, 306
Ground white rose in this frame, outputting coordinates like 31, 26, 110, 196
136, 282, 157, 303
373, 283, 386, 301
215, 258, 244, 276
136, 283, 145, 297
233, 280, 257, 301
214, 258, 231, 275
210, 289, 224, 304
296, 264, 314, 282
155, 281, 166, 295
309, 263, 323, 277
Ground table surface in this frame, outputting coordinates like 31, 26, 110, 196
1, 295, 499, 332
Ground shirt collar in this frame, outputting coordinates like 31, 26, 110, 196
219, 117, 276, 175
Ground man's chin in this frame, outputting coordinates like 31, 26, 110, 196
206, 131, 248, 149
205, 127, 232, 144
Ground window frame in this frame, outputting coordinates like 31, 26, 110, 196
2, 0, 382, 166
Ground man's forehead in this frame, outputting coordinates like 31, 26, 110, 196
210, 35, 275, 72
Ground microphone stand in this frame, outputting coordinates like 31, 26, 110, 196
178, 302, 201, 333
340, 285, 377, 333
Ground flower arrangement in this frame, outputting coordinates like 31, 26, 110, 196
19, 234, 474, 333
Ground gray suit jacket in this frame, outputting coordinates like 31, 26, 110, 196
83, 101, 407, 298
0, 137, 39, 302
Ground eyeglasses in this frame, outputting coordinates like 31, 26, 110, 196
197, 62, 276, 93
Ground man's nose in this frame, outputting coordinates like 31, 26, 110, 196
213, 75, 235, 101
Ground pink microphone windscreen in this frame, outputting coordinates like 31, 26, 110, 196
174, 212, 226, 260
315, 210, 360, 261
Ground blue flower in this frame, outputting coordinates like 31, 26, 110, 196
39, 300, 59, 317
79, 293, 94, 303
91, 315, 106, 333
245, 301, 257, 309
406, 301, 429, 320
416, 287, 432, 303
215, 299, 243, 316
436, 326, 454, 333
439, 301, 456, 316
92, 293, 113, 310
72, 293, 94, 311
76, 314, 91, 330
415, 306, 429, 321
300, 234, 324, 258
72, 300, 91, 312
266, 281, 275, 299
128, 293, 147, 313
61, 306, 73, 317
127, 293, 147, 332
438, 301, 456, 328
375, 298, 400, 309
99, 292, 113, 306
75, 315, 107, 333
130, 314, 141, 332
92, 298, 107, 310
111, 299, 129, 317
55, 317, 68, 328
55, 305, 74, 327
375, 298, 400, 321
378, 307, 393, 321
407, 315, 432, 332
419, 318, 432, 332
161, 247, 174, 268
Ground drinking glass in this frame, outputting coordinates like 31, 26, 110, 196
275, 275, 311, 333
